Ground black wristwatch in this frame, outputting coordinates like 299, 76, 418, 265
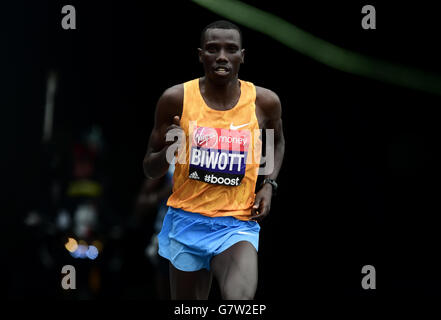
261, 178, 278, 195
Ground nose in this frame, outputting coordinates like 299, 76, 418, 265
216, 48, 228, 63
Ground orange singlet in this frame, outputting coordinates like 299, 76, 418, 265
167, 78, 262, 220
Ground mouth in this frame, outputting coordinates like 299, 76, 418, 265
213, 66, 230, 76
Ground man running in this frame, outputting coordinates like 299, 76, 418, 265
143, 20, 285, 300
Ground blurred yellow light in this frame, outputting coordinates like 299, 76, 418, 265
79, 240, 88, 246
91, 240, 103, 252
65, 237, 78, 252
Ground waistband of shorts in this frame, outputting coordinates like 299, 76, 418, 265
168, 206, 257, 228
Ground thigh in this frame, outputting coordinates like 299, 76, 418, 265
211, 241, 258, 300
169, 263, 213, 300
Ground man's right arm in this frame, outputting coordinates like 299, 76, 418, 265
143, 84, 183, 179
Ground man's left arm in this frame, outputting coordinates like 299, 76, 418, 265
251, 88, 285, 221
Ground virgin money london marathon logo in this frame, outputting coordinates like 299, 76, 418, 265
190, 126, 250, 186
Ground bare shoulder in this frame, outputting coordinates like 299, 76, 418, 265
255, 85, 282, 119
156, 83, 184, 122
159, 84, 184, 110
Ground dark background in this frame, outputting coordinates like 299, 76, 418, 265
3, 0, 441, 303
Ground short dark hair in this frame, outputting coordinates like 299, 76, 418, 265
200, 20, 242, 48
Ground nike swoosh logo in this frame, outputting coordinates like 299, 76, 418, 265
230, 122, 249, 130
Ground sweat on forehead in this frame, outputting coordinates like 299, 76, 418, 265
205, 28, 240, 39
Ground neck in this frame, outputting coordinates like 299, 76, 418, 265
201, 75, 240, 106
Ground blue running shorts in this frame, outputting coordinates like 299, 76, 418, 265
158, 206, 260, 272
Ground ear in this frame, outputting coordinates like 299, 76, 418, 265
240, 48, 245, 64
198, 48, 203, 63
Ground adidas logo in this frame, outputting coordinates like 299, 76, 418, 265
189, 171, 200, 180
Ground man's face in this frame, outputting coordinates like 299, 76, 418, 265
198, 28, 244, 83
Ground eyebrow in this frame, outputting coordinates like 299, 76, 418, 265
205, 41, 240, 47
